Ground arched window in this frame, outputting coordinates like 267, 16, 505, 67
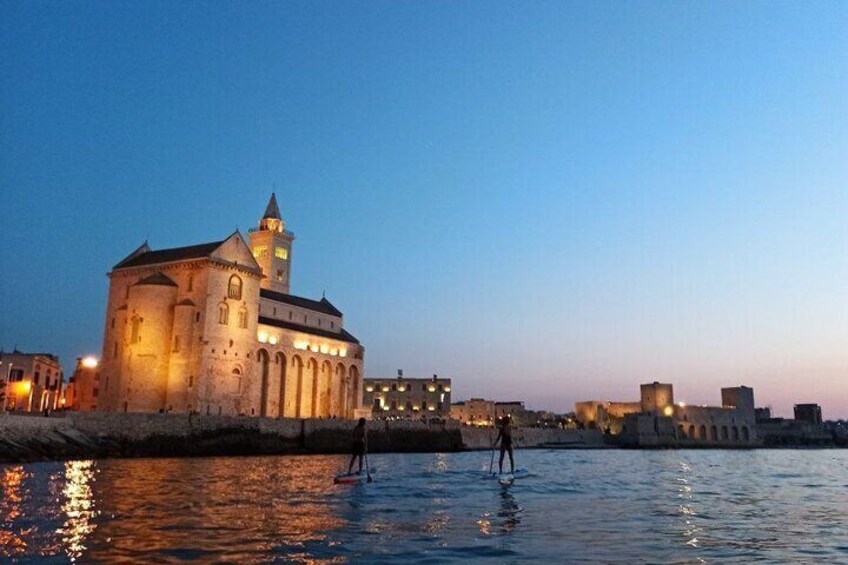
238, 308, 248, 329
187, 274, 194, 291
218, 303, 229, 325
228, 275, 242, 300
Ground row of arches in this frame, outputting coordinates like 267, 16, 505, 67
678, 423, 750, 443
256, 349, 360, 419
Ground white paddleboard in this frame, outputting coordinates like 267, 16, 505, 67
489, 468, 529, 484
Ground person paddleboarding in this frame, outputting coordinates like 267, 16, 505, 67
494, 415, 515, 475
347, 417, 368, 476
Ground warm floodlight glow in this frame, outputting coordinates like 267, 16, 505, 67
268, 335, 278, 345
663, 406, 674, 417
257, 331, 269, 344
339, 349, 347, 357
678, 402, 686, 408
320, 344, 329, 354
81, 356, 98, 369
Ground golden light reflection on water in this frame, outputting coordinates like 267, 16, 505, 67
82, 455, 349, 563
0, 465, 28, 556
59, 460, 98, 561
677, 460, 701, 548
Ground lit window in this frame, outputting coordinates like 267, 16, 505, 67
275, 247, 288, 260
218, 303, 229, 325
253, 245, 268, 258
228, 275, 242, 300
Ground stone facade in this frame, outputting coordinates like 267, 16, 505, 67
574, 400, 641, 433
65, 357, 100, 411
451, 398, 496, 426
96, 195, 365, 418
363, 375, 452, 418
0, 350, 64, 412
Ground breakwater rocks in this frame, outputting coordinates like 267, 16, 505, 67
0, 413, 600, 463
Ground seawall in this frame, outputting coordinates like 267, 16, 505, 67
0, 412, 598, 463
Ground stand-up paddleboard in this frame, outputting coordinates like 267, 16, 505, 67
487, 468, 530, 484
334, 471, 374, 484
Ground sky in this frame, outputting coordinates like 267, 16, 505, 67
1, 2, 847, 418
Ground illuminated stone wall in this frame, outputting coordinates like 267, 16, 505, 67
96, 201, 365, 419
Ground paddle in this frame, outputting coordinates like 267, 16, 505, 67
489, 434, 496, 476
365, 451, 373, 483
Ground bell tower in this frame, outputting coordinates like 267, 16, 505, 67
248, 193, 295, 294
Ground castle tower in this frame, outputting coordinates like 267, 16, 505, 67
248, 193, 295, 294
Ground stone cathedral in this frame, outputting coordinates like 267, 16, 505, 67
98, 195, 365, 418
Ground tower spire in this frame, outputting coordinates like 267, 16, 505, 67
263, 192, 281, 220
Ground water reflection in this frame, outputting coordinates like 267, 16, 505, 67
478, 487, 522, 537
59, 460, 97, 561
676, 460, 701, 548
0, 465, 27, 556
2, 451, 848, 562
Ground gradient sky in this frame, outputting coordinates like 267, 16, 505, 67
2, 2, 847, 418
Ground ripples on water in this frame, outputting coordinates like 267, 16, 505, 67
2, 450, 847, 563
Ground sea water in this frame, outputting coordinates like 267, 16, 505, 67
2, 450, 847, 563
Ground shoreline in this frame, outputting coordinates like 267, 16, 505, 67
0, 412, 840, 464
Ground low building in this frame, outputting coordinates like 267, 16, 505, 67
495, 401, 529, 425
451, 398, 535, 426
794, 403, 823, 426
363, 374, 451, 418
451, 398, 495, 426
65, 356, 101, 411
0, 350, 64, 412
574, 400, 641, 433
758, 417, 832, 446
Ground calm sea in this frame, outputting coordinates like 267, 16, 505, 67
1, 450, 846, 563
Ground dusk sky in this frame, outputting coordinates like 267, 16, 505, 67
2, 3, 847, 417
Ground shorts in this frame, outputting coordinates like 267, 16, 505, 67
352, 440, 365, 456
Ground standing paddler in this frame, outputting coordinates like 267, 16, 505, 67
494, 415, 515, 475
347, 417, 368, 475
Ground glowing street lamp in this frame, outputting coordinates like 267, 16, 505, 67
81, 356, 99, 369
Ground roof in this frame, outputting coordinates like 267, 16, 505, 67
257, 316, 360, 344
114, 240, 223, 269
264, 192, 281, 219
260, 288, 343, 317
135, 272, 178, 287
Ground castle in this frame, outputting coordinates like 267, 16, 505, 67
97, 195, 365, 418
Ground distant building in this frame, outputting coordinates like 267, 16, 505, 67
363, 374, 451, 418
66, 356, 100, 411
450, 398, 533, 426
574, 400, 641, 433
451, 398, 495, 426
495, 401, 529, 425
0, 350, 64, 412
794, 404, 823, 426
620, 383, 759, 447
